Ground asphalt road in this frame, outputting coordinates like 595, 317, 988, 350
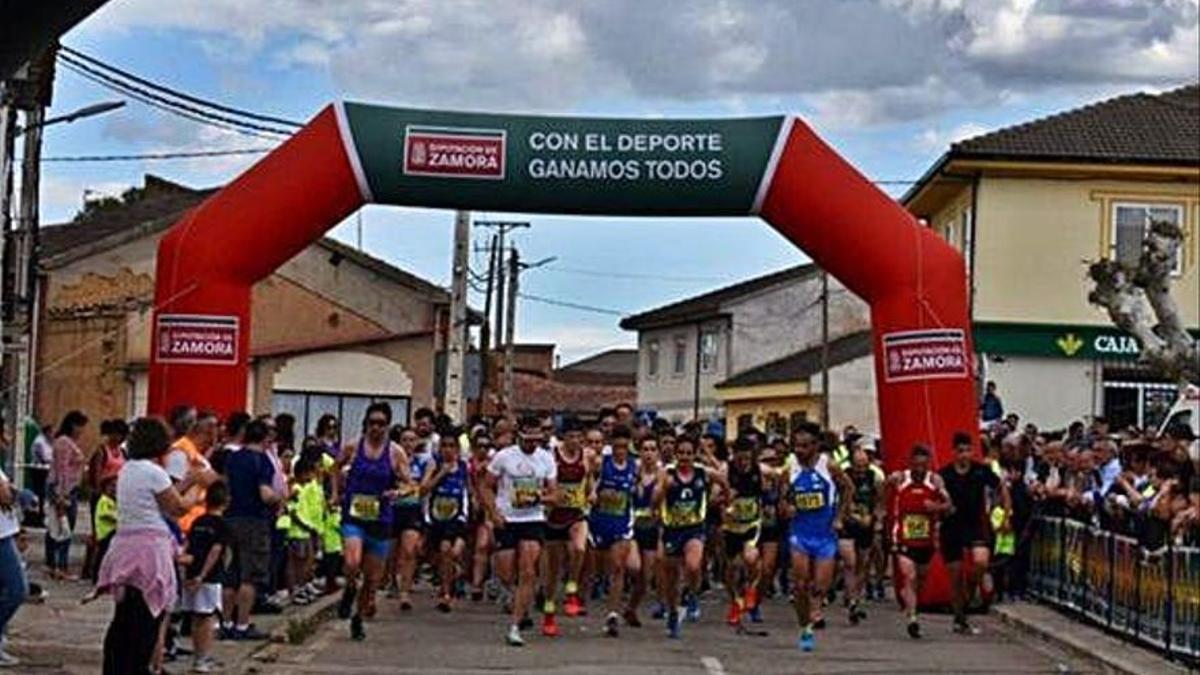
259, 588, 1094, 675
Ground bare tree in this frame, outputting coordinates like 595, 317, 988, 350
1088, 220, 1198, 385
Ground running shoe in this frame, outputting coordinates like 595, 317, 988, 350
685, 593, 701, 623
907, 619, 922, 639
190, 656, 220, 673
564, 593, 585, 618
436, 596, 452, 613
798, 628, 815, 652
667, 610, 682, 639
726, 602, 741, 626
651, 601, 667, 621
232, 626, 269, 641
506, 625, 526, 647
518, 614, 534, 631
623, 608, 642, 628
399, 595, 413, 612
848, 601, 861, 626
337, 583, 357, 620
470, 588, 484, 602
541, 612, 560, 637
605, 612, 620, 638
952, 619, 980, 635
747, 605, 763, 624
350, 616, 365, 642
811, 615, 827, 630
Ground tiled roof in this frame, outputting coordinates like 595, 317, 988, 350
558, 348, 638, 376
40, 174, 450, 301
949, 83, 1199, 165
715, 330, 873, 389
620, 264, 818, 331
513, 371, 636, 415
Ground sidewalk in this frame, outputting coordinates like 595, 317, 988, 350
7, 529, 338, 674
994, 601, 1193, 675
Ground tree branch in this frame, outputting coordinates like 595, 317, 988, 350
1088, 220, 1197, 384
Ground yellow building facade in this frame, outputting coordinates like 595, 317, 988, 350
905, 84, 1200, 429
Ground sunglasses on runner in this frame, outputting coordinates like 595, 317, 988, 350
366, 417, 388, 428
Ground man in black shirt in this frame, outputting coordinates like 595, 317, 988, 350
939, 432, 1010, 635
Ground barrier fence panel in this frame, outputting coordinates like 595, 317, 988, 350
1027, 516, 1198, 664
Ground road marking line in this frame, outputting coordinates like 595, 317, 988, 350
701, 655, 727, 675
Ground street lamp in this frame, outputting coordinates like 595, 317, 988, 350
520, 256, 557, 271
14, 99, 124, 136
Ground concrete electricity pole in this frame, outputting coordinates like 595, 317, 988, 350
444, 210, 470, 423
503, 246, 519, 413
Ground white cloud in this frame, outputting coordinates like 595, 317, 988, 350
79, 0, 1199, 124
915, 121, 992, 153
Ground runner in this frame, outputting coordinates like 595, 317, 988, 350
422, 434, 471, 613
838, 447, 884, 625
939, 431, 1010, 635
391, 426, 430, 611
333, 403, 409, 641
482, 416, 558, 646
654, 435, 730, 639
466, 427, 494, 601
658, 430, 677, 466
541, 420, 593, 636
721, 436, 777, 626
587, 424, 640, 638
887, 444, 951, 639
783, 422, 853, 653
628, 435, 662, 626
753, 440, 787, 624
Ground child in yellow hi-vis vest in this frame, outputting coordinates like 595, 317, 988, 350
286, 457, 325, 605
319, 453, 344, 595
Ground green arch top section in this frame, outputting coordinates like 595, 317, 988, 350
338, 102, 787, 216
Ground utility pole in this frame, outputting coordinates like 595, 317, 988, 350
476, 221, 530, 414
479, 234, 498, 357
444, 210, 470, 423
820, 269, 830, 427
9, 105, 44, 449
503, 246, 519, 413
0, 100, 15, 383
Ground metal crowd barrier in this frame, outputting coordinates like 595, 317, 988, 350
1028, 516, 1199, 664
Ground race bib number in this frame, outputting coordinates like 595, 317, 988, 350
729, 497, 760, 523
902, 514, 931, 540
349, 494, 381, 521
431, 496, 460, 522
395, 483, 421, 507
668, 500, 702, 526
561, 481, 588, 510
595, 489, 628, 516
793, 491, 825, 511
512, 477, 542, 509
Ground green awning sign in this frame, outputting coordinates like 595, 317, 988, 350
974, 322, 1200, 360
339, 103, 786, 216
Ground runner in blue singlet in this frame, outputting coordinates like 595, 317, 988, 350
783, 421, 852, 653
587, 424, 640, 638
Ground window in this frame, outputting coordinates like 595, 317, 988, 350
1111, 202, 1184, 274
647, 339, 660, 377
699, 329, 719, 373
673, 335, 687, 375
271, 391, 411, 437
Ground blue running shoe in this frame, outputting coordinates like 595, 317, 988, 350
651, 602, 666, 621
685, 593, 701, 623
798, 628, 815, 652
667, 610, 682, 639
748, 605, 763, 624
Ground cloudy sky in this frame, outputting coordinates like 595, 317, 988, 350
43, 0, 1200, 363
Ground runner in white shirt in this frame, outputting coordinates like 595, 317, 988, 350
483, 417, 558, 647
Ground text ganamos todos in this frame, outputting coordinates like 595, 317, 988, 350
526, 131, 725, 181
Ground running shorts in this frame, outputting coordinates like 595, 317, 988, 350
634, 525, 660, 554
496, 521, 545, 550
839, 522, 875, 551
788, 531, 837, 561
893, 544, 935, 566
428, 521, 467, 548
392, 505, 425, 536
723, 526, 761, 560
938, 521, 987, 563
342, 520, 394, 559
662, 525, 705, 557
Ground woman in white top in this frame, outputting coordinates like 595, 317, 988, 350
96, 417, 216, 675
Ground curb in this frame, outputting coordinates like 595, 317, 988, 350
248, 592, 341, 665
994, 604, 1191, 675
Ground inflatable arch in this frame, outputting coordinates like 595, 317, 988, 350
150, 102, 976, 470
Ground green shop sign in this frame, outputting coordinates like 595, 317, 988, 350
340, 103, 785, 216
973, 322, 1200, 360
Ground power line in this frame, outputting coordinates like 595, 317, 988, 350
57, 56, 292, 139
39, 148, 273, 162
60, 45, 304, 129
517, 292, 626, 316
535, 265, 728, 283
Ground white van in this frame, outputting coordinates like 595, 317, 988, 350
1158, 383, 1199, 461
